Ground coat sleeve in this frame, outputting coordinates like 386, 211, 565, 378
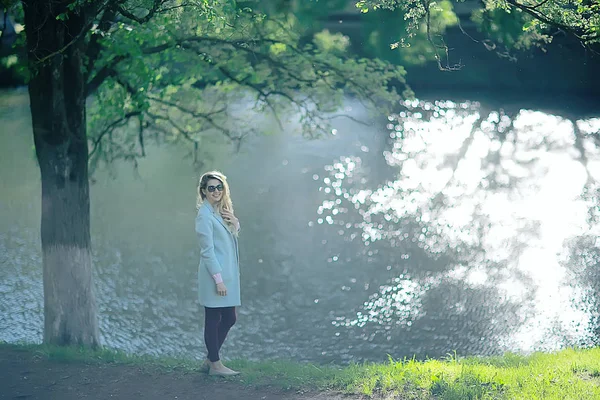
195, 210, 223, 276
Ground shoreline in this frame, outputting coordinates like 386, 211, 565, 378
2, 342, 600, 399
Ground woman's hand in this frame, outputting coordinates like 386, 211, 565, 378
221, 210, 240, 231
216, 282, 227, 296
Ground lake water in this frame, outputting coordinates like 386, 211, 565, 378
1, 88, 599, 364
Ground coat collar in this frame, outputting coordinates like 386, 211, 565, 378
202, 201, 230, 233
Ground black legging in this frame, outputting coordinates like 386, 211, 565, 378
204, 306, 237, 362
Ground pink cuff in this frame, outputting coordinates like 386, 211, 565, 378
212, 273, 223, 284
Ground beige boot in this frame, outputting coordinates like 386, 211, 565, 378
209, 360, 240, 376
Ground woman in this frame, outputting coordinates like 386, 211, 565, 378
195, 171, 241, 376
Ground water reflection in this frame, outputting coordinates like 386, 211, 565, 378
1, 90, 599, 364
0, 228, 43, 343
315, 99, 600, 357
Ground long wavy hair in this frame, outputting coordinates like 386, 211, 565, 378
197, 171, 237, 235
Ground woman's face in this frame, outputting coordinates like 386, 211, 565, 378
204, 178, 224, 205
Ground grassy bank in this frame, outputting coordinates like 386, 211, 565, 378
2, 342, 600, 399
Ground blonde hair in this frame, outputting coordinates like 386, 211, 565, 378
197, 170, 238, 235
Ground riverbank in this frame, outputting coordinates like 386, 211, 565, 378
2, 343, 600, 399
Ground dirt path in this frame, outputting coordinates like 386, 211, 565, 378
0, 348, 357, 400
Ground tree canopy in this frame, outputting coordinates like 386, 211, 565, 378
356, 0, 600, 58
82, 1, 410, 171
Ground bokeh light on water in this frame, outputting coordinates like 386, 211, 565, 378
315, 99, 600, 358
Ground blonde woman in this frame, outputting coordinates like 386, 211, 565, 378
195, 171, 241, 376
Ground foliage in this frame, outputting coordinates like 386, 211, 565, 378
357, 0, 600, 57
87, 2, 408, 170
358, 0, 459, 68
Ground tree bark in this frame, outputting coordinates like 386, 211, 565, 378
23, 0, 99, 347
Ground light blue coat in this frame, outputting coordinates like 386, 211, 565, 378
195, 201, 241, 308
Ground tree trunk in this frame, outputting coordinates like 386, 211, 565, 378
23, 0, 99, 347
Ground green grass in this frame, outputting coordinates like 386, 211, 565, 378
3, 342, 600, 399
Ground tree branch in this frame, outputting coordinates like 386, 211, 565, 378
85, 4, 118, 84
89, 111, 141, 158
215, 65, 292, 132
147, 35, 321, 87
31, 0, 108, 64
146, 95, 234, 140
329, 113, 371, 126
86, 55, 127, 96
146, 111, 197, 144
456, 15, 518, 62
114, 74, 137, 96
138, 115, 146, 157
505, 0, 596, 45
531, 0, 552, 10
422, 0, 462, 71
116, 0, 194, 24
116, 0, 164, 24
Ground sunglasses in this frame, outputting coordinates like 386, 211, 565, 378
206, 184, 224, 193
